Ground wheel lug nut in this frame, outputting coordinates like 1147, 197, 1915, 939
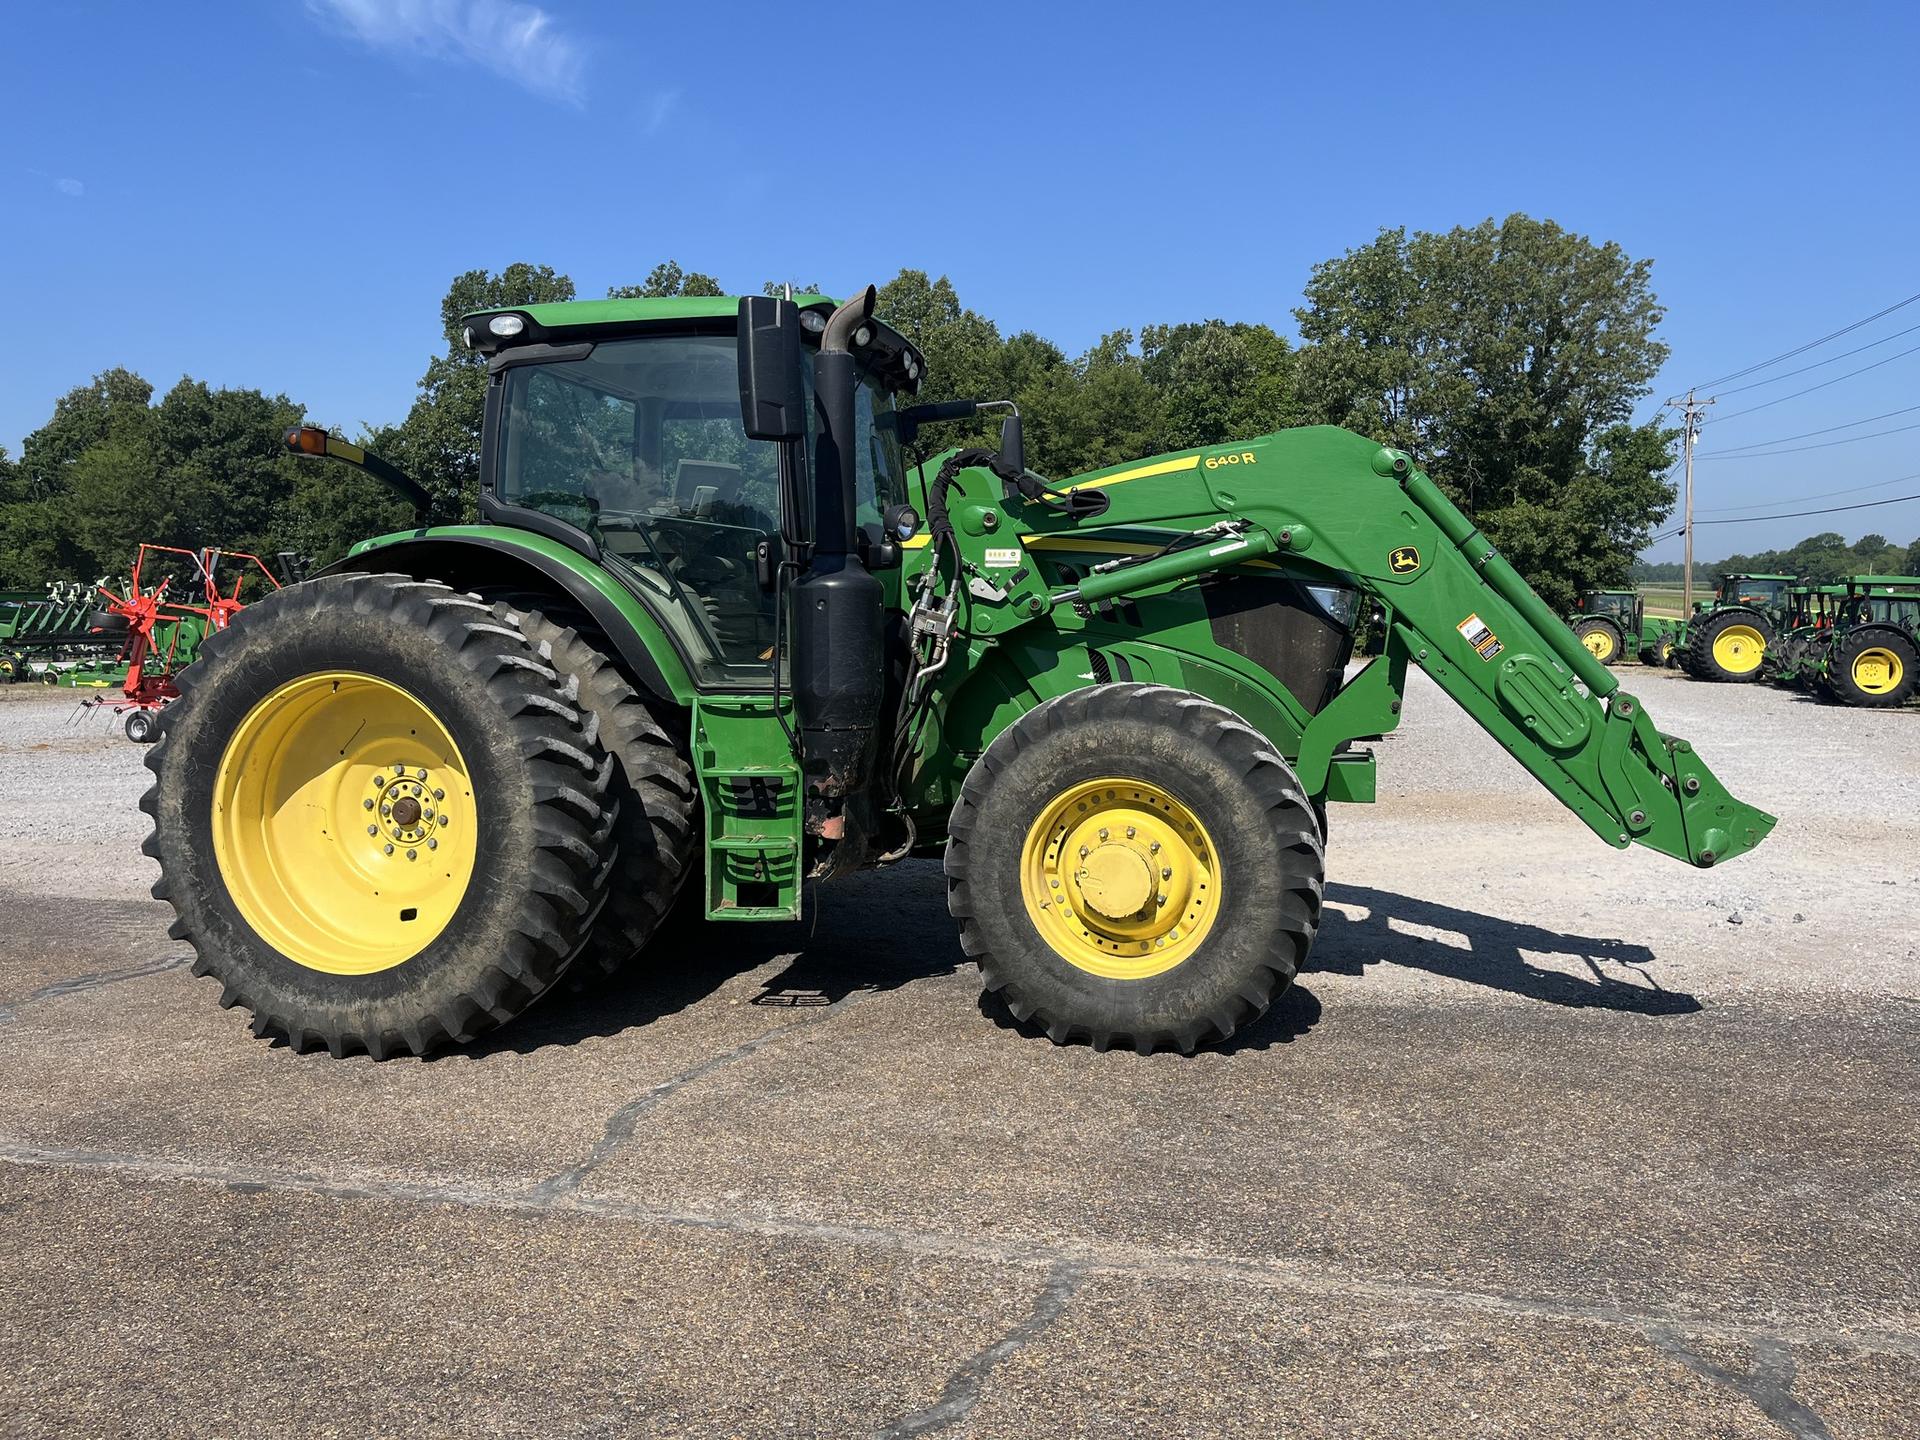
367, 824, 378, 836
373, 776, 385, 789
1162, 867, 1172, 880
1156, 893, 1168, 907
417, 768, 427, 780
1078, 846, 1089, 858
383, 843, 394, 855
1125, 826, 1135, 838
427, 838, 437, 851
1098, 827, 1109, 840
1149, 841, 1160, 854
406, 849, 417, 861
423, 809, 434, 820
433, 789, 445, 801
363, 798, 374, 810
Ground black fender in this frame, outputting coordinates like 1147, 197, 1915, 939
316, 536, 687, 706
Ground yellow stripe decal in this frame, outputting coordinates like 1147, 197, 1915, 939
1087, 455, 1201, 488
901, 534, 932, 549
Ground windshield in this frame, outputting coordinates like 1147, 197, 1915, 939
1586, 592, 1635, 617
1726, 579, 1787, 607
494, 332, 908, 685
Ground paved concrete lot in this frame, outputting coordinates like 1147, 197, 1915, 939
1, 672, 1916, 1438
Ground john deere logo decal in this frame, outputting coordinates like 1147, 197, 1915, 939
1388, 546, 1421, 574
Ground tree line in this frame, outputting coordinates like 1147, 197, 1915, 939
1633, 531, 1920, 586
2, 214, 1683, 609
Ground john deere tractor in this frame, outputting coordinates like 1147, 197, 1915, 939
140, 289, 1775, 1058
1676, 573, 1797, 682
1810, 576, 1920, 707
1568, 588, 1679, 666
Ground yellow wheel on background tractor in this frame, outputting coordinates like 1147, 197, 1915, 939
1710, 623, 1766, 675
1850, 647, 1904, 696
1573, 618, 1623, 666
948, 682, 1324, 1054
212, 673, 480, 976
1019, 778, 1222, 980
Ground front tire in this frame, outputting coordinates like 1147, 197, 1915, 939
142, 572, 618, 1058
946, 684, 1324, 1054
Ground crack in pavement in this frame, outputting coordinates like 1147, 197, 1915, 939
528, 986, 877, 1204
1649, 1330, 1836, 1440
2, 1138, 1916, 1364
0, 954, 189, 1024
870, 1261, 1084, 1438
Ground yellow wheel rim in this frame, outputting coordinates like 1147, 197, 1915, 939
1852, 647, 1904, 695
211, 672, 479, 975
1581, 629, 1615, 660
1020, 777, 1221, 980
1712, 624, 1766, 674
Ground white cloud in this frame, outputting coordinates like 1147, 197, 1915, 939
55, 177, 84, 198
308, 0, 586, 103
642, 88, 681, 136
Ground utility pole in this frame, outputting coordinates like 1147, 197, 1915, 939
1668, 389, 1715, 614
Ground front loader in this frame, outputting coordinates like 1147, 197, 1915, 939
140, 288, 1775, 1057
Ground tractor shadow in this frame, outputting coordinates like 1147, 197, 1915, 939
464, 860, 972, 1056
1309, 883, 1700, 1015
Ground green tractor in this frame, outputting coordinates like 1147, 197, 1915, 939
1675, 573, 1797, 682
1768, 583, 1845, 690
1567, 588, 1680, 667
1810, 576, 1920, 708
140, 289, 1775, 1058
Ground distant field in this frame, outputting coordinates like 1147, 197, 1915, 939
1639, 585, 1689, 618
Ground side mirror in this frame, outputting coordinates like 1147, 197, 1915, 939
737, 296, 806, 441
999, 413, 1026, 476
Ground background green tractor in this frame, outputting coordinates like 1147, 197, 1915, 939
1676, 572, 1797, 682
1768, 583, 1845, 690
1811, 576, 1920, 707
140, 288, 1774, 1059
1567, 588, 1679, 666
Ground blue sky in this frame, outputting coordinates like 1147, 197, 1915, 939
3, 0, 1916, 560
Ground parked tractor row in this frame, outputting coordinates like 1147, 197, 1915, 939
1566, 573, 1920, 707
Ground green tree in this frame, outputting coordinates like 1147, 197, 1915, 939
610, 261, 723, 299
1140, 320, 1297, 452
1905, 537, 1920, 574
385, 263, 576, 521
1294, 215, 1676, 609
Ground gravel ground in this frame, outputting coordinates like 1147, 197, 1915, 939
0, 669, 1915, 1438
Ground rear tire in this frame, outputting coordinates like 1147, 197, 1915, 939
946, 684, 1324, 1054
142, 572, 619, 1058
1642, 633, 1673, 667
489, 598, 698, 983
1573, 618, 1624, 666
1686, 610, 1772, 683
1827, 627, 1918, 708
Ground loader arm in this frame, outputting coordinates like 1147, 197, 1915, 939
927, 425, 1774, 869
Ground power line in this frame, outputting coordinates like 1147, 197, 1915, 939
1697, 417, 1920, 461
1696, 471, 1920, 515
1694, 288, 1920, 389
1689, 487, 1920, 526
1694, 402, 1920, 456
1711, 319, 1920, 396
1703, 340, 1920, 425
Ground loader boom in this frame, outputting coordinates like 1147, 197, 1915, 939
914, 424, 1773, 869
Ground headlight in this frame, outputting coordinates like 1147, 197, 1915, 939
488, 314, 526, 338
799, 310, 827, 333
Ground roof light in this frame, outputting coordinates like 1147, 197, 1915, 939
854, 325, 873, 346
462, 326, 475, 350
799, 309, 827, 334
488, 314, 526, 338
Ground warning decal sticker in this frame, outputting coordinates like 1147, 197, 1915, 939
983, 547, 1022, 568
1456, 613, 1505, 661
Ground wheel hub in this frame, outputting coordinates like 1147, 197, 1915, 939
1021, 778, 1221, 980
369, 765, 452, 856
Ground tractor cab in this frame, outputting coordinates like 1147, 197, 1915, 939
1577, 588, 1643, 624
1706, 573, 1795, 620
1835, 575, 1920, 629
458, 294, 924, 690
